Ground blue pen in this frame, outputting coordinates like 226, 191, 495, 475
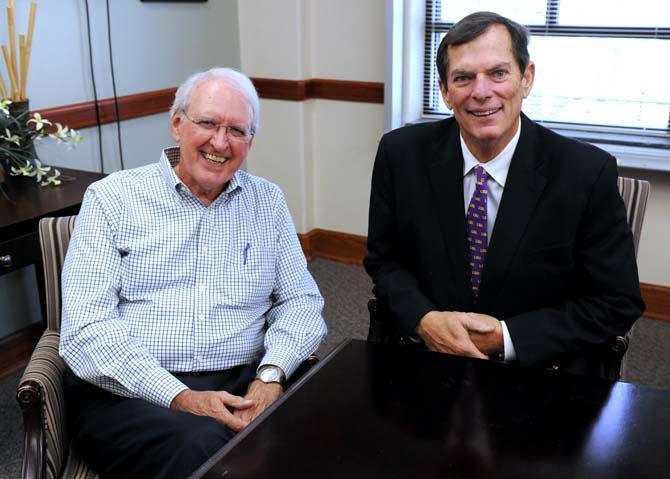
243, 242, 251, 265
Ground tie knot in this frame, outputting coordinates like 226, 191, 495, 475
474, 165, 488, 184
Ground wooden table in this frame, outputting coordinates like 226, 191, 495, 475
0, 167, 105, 320
192, 339, 670, 479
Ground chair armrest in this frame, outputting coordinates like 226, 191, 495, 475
286, 355, 319, 389
16, 330, 67, 479
367, 296, 406, 346
602, 334, 629, 382
367, 297, 383, 343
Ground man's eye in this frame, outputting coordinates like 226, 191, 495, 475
493, 70, 508, 79
453, 75, 470, 83
228, 126, 247, 138
197, 120, 218, 130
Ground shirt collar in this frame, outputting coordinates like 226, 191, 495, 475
159, 147, 182, 191
158, 146, 243, 200
461, 119, 521, 188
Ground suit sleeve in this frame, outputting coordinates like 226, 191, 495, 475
505, 156, 645, 367
364, 135, 437, 337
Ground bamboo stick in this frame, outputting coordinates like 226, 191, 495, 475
1, 45, 19, 101
7, 5, 18, 98
22, 1, 37, 99
27, 2, 37, 51
19, 34, 26, 99
0, 72, 8, 99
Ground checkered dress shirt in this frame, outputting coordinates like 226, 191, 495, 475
60, 147, 326, 408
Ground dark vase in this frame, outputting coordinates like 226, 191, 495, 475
0, 99, 36, 185
9, 99, 30, 118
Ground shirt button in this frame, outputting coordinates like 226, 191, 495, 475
198, 285, 207, 293
197, 314, 205, 321
194, 355, 203, 364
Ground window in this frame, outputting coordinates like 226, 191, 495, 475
421, 0, 670, 155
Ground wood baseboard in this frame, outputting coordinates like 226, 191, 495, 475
298, 228, 367, 266
299, 228, 670, 321
0, 323, 42, 380
640, 283, 670, 321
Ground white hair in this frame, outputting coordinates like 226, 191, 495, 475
170, 67, 260, 134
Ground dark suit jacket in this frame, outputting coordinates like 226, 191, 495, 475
364, 114, 644, 375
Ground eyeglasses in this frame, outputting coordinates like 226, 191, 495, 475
181, 110, 254, 143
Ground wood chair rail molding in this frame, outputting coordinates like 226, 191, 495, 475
32, 78, 384, 131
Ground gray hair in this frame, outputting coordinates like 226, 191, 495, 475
170, 67, 260, 134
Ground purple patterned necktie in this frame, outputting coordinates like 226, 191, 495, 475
467, 165, 489, 301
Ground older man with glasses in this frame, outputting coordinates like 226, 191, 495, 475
59, 67, 327, 478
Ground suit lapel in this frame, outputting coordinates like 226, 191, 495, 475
477, 115, 548, 309
426, 120, 473, 309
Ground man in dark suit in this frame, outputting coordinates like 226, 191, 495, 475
364, 11, 644, 376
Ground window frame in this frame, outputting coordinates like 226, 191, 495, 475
385, 0, 670, 171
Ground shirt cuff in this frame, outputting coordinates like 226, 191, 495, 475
139, 368, 189, 409
501, 321, 517, 362
260, 346, 302, 381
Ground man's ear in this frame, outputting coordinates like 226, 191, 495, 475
521, 61, 535, 99
170, 113, 182, 143
439, 79, 452, 110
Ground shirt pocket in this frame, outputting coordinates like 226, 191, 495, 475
221, 244, 276, 306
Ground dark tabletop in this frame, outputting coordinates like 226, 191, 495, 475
194, 339, 670, 479
0, 167, 105, 238
0, 167, 105, 280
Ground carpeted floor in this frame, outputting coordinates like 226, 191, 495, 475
1, 258, 669, 478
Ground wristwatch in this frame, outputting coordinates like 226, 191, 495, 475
256, 365, 286, 387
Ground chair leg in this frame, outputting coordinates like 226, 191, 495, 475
17, 381, 46, 479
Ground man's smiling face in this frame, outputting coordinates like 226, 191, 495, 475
171, 78, 253, 204
440, 24, 534, 161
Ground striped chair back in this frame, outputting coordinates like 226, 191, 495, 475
616, 176, 650, 381
617, 176, 650, 257
33, 215, 99, 478
38, 215, 77, 332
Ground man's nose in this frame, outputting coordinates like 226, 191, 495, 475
210, 126, 231, 149
471, 75, 492, 100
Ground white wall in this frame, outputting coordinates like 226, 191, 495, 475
238, 0, 670, 287
4, 0, 666, 338
239, 0, 385, 234
0, 0, 241, 337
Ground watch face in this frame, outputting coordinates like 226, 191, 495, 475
259, 366, 282, 384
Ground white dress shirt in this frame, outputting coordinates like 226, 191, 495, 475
61, 147, 327, 408
461, 121, 521, 361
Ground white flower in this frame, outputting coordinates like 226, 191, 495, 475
0, 99, 11, 116
32, 159, 52, 182
69, 128, 83, 147
49, 123, 70, 144
10, 160, 34, 177
0, 107, 82, 188
2, 128, 21, 145
27, 112, 52, 131
40, 168, 61, 186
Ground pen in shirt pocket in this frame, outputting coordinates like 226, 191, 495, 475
243, 242, 251, 265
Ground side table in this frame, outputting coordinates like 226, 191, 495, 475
0, 167, 106, 323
